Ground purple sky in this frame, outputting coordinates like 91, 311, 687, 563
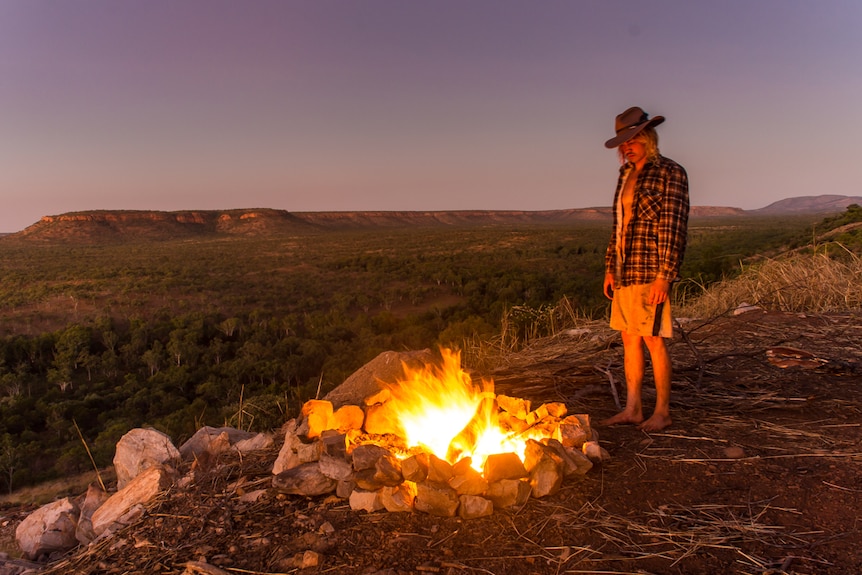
2, 1, 860, 232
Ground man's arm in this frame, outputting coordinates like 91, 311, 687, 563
655, 162, 690, 283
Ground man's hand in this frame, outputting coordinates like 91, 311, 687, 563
648, 278, 671, 305
603, 273, 615, 300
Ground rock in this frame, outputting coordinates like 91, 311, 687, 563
238, 489, 268, 504
544, 402, 568, 418
293, 550, 320, 569
448, 467, 488, 496
372, 452, 403, 486
724, 446, 746, 459
296, 439, 323, 464
528, 455, 563, 498
458, 495, 494, 519
75, 482, 111, 545
485, 479, 531, 509
354, 450, 403, 489
401, 453, 429, 482
496, 395, 531, 419
498, 412, 530, 433
336, 478, 356, 499
350, 444, 392, 471
349, 489, 384, 513
272, 463, 337, 496
233, 432, 274, 453
559, 415, 590, 449
582, 441, 611, 463
178, 426, 256, 461
380, 483, 416, 513
331, 405, 365, 433
272, 423, 303, 475
300, 400, 334, 439
426, 454, 454, 483
114, 428, 180, 489
15, 497, 80, 560
354, 469, 385, 491
318, 453, 354, 481
320, 431, 348, 458
546, 439, 593, 476
91, 464, 175, 537
414, 481, 460, 517
483, 452, 528, 483
323, 349, 436, 410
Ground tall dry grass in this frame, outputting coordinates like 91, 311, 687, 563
676, 244, 862, 318
461, 295, 601, 371
463, 243, 862, 371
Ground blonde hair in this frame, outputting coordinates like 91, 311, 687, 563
617, 127, 661, 165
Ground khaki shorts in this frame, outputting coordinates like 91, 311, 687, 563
610, 284, 674, 338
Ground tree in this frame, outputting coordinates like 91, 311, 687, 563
0, 433, 18, 494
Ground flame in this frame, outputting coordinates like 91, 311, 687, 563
382, 349, 549, 471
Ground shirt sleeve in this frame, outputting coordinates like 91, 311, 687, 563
655, 162, 690, 282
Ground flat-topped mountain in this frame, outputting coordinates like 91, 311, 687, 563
5, 194, 858, 243
6, 206, 743, 243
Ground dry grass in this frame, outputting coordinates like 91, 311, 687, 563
0, 468, 116, 507
676, 244, 862, 318
462, 296, 602, 372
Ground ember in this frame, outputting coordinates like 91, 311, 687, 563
273, 349, 605, 518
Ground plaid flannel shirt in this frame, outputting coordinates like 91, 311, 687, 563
604, 155, 689, 287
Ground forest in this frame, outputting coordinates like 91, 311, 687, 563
0, 209, 853, 493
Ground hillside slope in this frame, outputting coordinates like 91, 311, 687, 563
2, 311, 860, 574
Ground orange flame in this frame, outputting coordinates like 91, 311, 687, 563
383, 349, 553, 471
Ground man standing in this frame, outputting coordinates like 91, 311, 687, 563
601, 106, 689, 432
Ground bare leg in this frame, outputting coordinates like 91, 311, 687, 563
601, 331, 646, 426
640, 335, 672, 431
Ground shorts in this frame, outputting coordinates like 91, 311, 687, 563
610, 284, 674, 338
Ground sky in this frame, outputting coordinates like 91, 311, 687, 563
1, 1, 861, 233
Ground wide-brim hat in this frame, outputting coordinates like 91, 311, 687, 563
604, 106, 665, 148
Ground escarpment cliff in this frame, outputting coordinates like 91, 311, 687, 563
7, 205, 750, 243
8, 208, 618, 242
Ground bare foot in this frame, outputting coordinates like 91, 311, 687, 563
638, 413, 672, 432
600, 410, 644, 426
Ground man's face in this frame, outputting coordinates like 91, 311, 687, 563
619, 137, 647, 167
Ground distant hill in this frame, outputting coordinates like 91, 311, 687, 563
4, 194, 857, 243
7, 208, 616, 242
5, 206, 752, 243
750, 194, 862, 215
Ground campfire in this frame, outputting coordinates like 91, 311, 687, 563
273, 349, 604, 518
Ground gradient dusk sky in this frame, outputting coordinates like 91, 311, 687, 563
2, 1, 860, 232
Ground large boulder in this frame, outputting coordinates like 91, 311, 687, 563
113, 428, 180, 489
324, 349, 435, 409
15, 497, 80, 560
91, 464, 175, 538
178, 426, 258, 461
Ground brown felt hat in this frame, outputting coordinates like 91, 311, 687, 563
604, 106, 665, 148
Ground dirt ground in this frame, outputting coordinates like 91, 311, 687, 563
2, 311, 861, 575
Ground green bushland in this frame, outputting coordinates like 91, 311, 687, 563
0, 209, 849, 493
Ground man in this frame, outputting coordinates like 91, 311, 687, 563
600, 106, 689, 432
